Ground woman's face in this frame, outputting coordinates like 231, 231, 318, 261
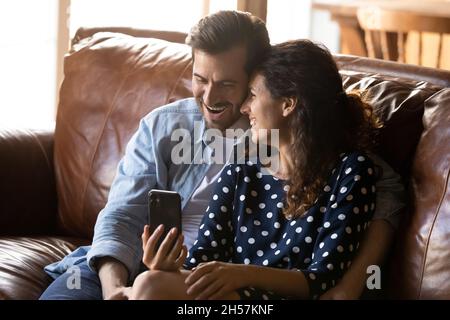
240, 73, 286, 145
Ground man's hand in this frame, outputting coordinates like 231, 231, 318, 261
184, 261, 245, 300
104, 286, 133, 300
141, 224, 187, 271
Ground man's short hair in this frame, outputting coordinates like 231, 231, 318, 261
186, 10, 270, 74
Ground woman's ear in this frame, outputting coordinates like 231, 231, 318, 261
282, 97, 298, 117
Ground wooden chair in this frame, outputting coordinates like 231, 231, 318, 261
357, 6, 450, 68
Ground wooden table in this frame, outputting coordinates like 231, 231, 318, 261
312, 0, 450, 69
313, 0, 450, 18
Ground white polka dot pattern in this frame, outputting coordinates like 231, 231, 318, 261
184, 153, 376, 300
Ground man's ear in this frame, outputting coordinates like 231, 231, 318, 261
282, 97, 298, 117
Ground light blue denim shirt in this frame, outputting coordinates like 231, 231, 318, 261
45, 97, 406, 282
46, 98, 214, 281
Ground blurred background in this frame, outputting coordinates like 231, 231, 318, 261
0, 0, 448, 129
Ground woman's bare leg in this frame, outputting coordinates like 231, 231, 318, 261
130, 270, 192, 300
130, 269, 240, 300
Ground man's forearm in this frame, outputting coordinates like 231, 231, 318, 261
97, 257, 129, 298
336, 219, 394, 298
241, 264, 310, 299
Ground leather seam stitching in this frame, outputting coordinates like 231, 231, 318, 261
29, 130, 53, 173
79, 73, 132, 227
165, 60, 192, 104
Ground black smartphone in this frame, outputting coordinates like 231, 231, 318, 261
148, 189, 182, 251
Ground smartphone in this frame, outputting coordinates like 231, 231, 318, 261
148, 189, 182, 251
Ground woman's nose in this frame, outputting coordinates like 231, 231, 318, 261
240, 98, 250, 115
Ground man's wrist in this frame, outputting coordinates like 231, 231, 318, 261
97, 257, 129, 288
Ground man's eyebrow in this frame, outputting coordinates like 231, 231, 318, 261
193, 73, 206, 79
193, 73, 237, 84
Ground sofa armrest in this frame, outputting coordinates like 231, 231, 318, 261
0, 128, 58, 235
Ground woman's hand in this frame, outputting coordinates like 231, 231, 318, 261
141, 224, 187, 271
184, 261, 246, 300
319, 282, 360, 300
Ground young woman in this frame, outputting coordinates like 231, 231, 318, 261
131, 40, 381, 300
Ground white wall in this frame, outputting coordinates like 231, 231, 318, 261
69, 0, 205, 37
310, 3, 340, 53
0, 0, 341, 129
0, 0, 58, 129
267, 0, 312, 44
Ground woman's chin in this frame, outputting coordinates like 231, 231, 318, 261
251, 133, 267, 145
250, 127, 258, 144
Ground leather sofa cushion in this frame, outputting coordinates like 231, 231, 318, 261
0, 236, 88, 299
0, 129, 57, 235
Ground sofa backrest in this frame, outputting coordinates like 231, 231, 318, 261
54, 31, 193, 238
54, 30, 450, 299
333, 56, 450, 299
393, 88, 450, 299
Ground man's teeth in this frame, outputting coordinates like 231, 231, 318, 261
206, 105, 227, 112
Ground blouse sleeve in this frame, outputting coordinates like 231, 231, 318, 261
299, 153, 377, 299
183, 164, 238, 269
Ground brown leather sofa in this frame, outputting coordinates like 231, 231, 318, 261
0, 28, 449, 300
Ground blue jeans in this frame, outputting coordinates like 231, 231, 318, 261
39, 262, 102, 300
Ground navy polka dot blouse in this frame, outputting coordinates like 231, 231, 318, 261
184, 152, 376, 300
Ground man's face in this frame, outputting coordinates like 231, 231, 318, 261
192, 46, 249, 132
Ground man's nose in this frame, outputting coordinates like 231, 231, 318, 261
203, 84, 219, 107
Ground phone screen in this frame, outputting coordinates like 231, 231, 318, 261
148, 189, 182, 251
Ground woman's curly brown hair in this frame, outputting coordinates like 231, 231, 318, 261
254, 40, 382, 219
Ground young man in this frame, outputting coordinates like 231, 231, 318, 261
40, 10, 404, 300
